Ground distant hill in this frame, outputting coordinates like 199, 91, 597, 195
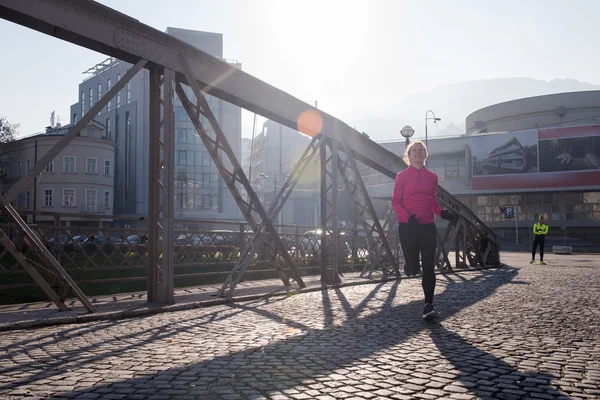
342, 78, 600, 141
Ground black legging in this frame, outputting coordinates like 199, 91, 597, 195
398, 222, 437, 304
532, 236, 545, 261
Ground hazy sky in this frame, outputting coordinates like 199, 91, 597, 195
1, 0, 600, 139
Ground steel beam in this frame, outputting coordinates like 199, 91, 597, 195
0, 228, 69, 311
0, 0, 500, 277
175, 56, 306, 294
319, 139, 341, 284
435, 221, 457, 271
147, 66, 176, 304
334, 136, 399, 278
176, 81, 296, 292
0, 0, 495, 250
217, 136, 322, 297
0, 199, 97, 312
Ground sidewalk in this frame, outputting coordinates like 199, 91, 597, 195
0, 270, 398, 331
0, 252, 597, 399
0, 251, 594, 332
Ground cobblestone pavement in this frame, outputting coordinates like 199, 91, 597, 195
0, 256, 599, 399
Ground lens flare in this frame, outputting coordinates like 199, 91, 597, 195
297, 109, 323, 137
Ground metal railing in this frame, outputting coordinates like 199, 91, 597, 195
0, 210, 419, 303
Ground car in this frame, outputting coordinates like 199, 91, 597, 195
298, 229, 351, 257
48, 235, 69, 246
202, 230, 237, 246
176, 233, 202, 246
84, 234, 122, 246
63, 235, 88, 252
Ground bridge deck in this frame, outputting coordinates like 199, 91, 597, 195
1, 252, 598, 399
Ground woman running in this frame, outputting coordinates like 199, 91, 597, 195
392, 140, 454, 319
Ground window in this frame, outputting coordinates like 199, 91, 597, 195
43, 189, 53, 207
107, 78, 112, 112
73, 113, 78, 124
89, 87, 93, 109
177, 150, 187, 166
126, 81, 131, 104
97, 82, 102, 102
203, 151, 211, 166
125, 111, 131, 188
43, 159, 54, 173
103, 190, 111, 208
104, 160, 111, 176
178, 128, 187, 144
86, 158, 97, 174
63, 156, 76, 173
104, 118, 111, 138
116, 73, 121, 107
17, 161, 22, 176
85, 189, 97, 212
63, 188, 76, 207
24, 190, 31, 208
81, 91, 85, 115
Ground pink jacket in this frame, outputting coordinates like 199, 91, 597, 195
392, 165, 443, 224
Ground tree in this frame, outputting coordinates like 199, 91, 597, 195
0, 116, 19, 186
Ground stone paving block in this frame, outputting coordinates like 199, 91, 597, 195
0, 262, 598, 399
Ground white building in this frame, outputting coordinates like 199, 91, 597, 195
2, 121, 115, 226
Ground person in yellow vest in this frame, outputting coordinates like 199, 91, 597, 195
530, 215, 549, 265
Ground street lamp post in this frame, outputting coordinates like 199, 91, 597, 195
259, 171, 281, 232
400, 125, 415, 147
425, 110, 441, 149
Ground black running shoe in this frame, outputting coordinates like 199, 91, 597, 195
422, 303, 439, 319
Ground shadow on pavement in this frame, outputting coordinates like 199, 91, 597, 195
428, 324, 568, 399
1, 266, 567, 399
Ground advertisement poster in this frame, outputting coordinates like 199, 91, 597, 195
539, 134, 600, 173
472, 130, 538, 176
472, 125, 600, 190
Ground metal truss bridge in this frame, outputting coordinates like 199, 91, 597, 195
0, 0, 500, 313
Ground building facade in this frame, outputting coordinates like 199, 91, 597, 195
70, 28, 242, 227
1, 121, 115, 226
369, 91, 600, 250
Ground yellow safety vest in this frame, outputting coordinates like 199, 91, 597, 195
533, 223, 548, 236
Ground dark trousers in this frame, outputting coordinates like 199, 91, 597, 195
398, 222, 437, 304
532, 236, 545, 261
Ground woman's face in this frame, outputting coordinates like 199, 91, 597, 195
408, 143, 426, 165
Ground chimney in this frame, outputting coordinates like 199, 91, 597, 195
56, 123, 62, 129
45, 126, 53, 133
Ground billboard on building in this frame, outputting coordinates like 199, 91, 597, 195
472, 125, 600, 190
538, 126, 600, 173
472, 129, 538, 176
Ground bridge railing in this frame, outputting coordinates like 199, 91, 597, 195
0, 210, 434, 303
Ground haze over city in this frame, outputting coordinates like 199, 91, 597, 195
2, 0, 600, 140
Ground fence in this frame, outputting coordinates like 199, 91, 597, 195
0, 211, 407, 304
